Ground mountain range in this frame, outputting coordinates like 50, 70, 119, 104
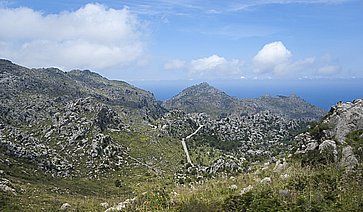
0, 60, 361, 211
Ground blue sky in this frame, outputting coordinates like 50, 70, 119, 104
0, 0, 362, 80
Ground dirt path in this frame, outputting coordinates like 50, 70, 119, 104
181, 125, 203, 166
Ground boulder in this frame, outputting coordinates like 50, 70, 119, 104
319, 140, 338, 162
229, 184, 238, 190
306, 142, 319, 152
260, 177, 272, 184
60, 203, 71, 211
100, 202, 109, 208
340, 146, 358, 172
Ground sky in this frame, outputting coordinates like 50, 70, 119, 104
0, 0, 362, 81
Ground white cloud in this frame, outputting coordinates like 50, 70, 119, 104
164, 59, 186, 70
190, 55, 227, 71
189, 55, 243, 76
253, 41, 292, 74
0, 3, 146, 70
252, 41, 330, 77
318, 65, 341, 74
165, 54, 244, 78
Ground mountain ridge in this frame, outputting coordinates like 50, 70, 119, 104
164, 81, 325, 120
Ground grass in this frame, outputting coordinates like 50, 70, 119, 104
2, 152, 362, 211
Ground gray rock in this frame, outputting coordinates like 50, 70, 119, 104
60, 203, 71, 210
340, 146, 358, 171
279, 189, 291, 198
100, 202, 109, 208
273, 160, 288, 173
0, 178, 16, 195
260, 177, 272, 184
229, 184, 238, 190
306, 142, 319, 152
240, 185, 253, 195
319, 140, 338, 162
323, 99, 363, 143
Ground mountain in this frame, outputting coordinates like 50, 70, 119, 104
1, 60, 361, 211
0, 59, 169, 178
163, 82, 240, 117
0, 59, 165, 124
164, 82, 325, 120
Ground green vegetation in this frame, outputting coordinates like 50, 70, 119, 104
309, 122, 331, 140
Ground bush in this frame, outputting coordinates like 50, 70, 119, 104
309, 122, 330, 140
345, 130, 363, 160
114, 179, 122, 188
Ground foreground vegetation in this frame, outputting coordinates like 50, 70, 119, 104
1, 156, 362, 211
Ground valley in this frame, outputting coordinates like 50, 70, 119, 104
0, 60, 362, 211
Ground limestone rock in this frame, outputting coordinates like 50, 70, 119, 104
100, 202, 109, 208
319, 140, 338, 162
60, 203, 71, 211
260, 177, 272, 184
240, 185, 253, 195
340, 146, 358, 171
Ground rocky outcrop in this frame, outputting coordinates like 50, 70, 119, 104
340, 146, 358, 171
0, 178, 16, 195
323, 99, 363, 143
293, 99, 363, 171
0, 97, 130, 177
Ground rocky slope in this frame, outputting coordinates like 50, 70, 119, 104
163, 82, 241, 117
0, 59, 165, 125
0, 59, 167, 178
164, 82, 325, 120
293, 99, 363, 171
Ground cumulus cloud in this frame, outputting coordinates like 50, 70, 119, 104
0, 3, 146, 70
189, 55, 243, 76
253, 41, 292, 75
253, 41, 346, 78
164, 59, 186, 70
165, 55, 243, 78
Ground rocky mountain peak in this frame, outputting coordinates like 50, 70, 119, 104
164, 83, 325, 120
163, 82, 238, 118
181, 82, 226, 95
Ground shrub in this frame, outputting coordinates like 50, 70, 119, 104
309, 122, 330, 140
114, 179, 122, 188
